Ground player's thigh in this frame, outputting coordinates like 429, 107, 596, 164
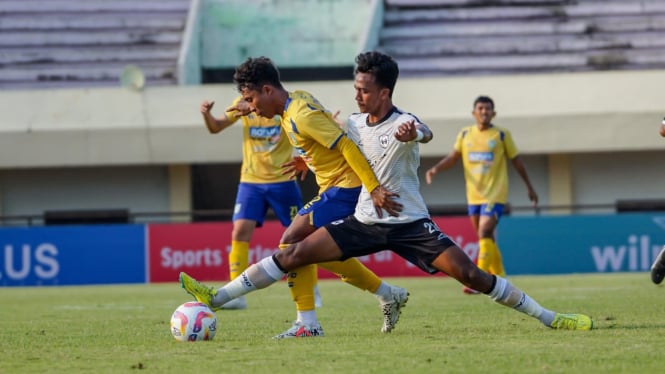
469, 214, 480, 232
478, 203, 504, 238
280, 213, 316, 244
231, 219, 257, 241
278, 227, 343, 269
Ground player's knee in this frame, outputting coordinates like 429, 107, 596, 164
280, 225, 315, 244
459, 267, 475, 285
461, 265, 490, 290
478, 226, 494, 238
275, 243, 306, 270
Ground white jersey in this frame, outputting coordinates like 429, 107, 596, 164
347, 107, 430, 224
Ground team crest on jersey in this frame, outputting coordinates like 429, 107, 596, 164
379, 134, 390, 148
487, 139, 497, 149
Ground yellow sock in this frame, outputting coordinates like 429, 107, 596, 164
318, 258, 382, 293
489, 240, 506, 277
229, 240, 249, 280
477, 238, 494, 273
280, 244, 317, 311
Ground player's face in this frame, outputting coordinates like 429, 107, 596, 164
354, 72, 388, 116
240, 86, 276, 118
472, 102, 495, 126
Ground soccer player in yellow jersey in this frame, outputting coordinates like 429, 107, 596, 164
180, 51, 593, 334
185, 56, 408, 338
200, 96, 303, 309
425, 96, 538, 294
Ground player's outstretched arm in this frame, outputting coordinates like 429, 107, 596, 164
201, 100, 235, 134
425, 151, 461, 185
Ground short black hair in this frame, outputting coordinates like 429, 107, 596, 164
233, 56, 283, 92
473, 95, 495, 109
354, 51, 399, 97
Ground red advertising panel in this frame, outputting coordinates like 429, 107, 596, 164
147, 216, 477, 283
432, 216, 479, 263
148, 221, 283, 283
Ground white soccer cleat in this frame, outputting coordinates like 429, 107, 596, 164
381, 286, 409, 333
273, 321, 325, 339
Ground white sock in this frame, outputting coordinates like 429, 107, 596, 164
373, 281, 394, 304
488, 276, 556, 326
212, 256, 285, 306
297, 310, 318, 326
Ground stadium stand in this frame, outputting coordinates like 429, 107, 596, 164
380, 0, 665, 76
0, 0, 189, 89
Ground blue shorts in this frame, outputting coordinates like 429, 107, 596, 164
299, 186, 361, 228
233, 181, 303, 227
468, 203, 506, 221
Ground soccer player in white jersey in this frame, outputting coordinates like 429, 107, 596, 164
180, 51, 594, 333
183, 55, 408, 338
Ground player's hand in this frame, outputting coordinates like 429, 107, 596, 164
370, 186, 402, 218
281, 156, 309, 181
425, 168, 437, 185
200, 100, 215, 114
394, 120, 417, 142
225, 100, 254, 116
331, 110, 345, 128
528, 188, 539, 207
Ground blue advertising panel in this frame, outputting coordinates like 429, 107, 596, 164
0, 225, 146, 286
498, 213, 665, 275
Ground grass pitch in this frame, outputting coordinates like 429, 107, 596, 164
1, 273, 662, 373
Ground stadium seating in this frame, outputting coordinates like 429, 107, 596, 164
0, 0, 189, 89
381, 0, 665, 76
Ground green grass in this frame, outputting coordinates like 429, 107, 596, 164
1, 273, 663, 373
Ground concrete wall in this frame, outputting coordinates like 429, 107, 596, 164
199, 0, 372, 68
1, 69, 662, 167
1, 69, 664, 220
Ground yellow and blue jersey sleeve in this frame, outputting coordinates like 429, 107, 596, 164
281, 91, 362, 192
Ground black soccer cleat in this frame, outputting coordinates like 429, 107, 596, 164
650, 246, 665, 285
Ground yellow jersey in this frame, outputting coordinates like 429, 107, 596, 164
225, 96, 293, 184
454, 124, 519, 205
281, 90, 362, 193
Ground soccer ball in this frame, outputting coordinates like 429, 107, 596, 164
170, 302, 217, 342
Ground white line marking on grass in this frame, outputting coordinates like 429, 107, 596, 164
54, 304, 146, 311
